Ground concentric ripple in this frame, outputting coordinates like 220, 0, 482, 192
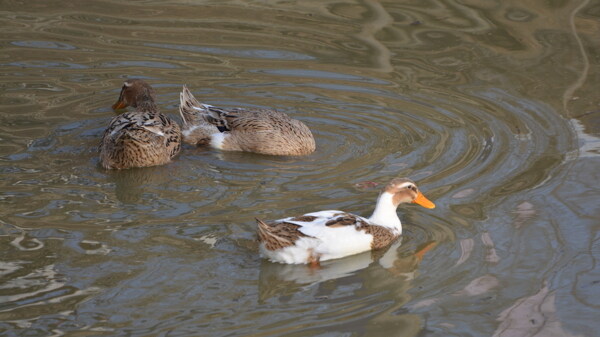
0, 0, 591, 336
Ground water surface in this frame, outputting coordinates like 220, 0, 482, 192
1, 0, 599, 336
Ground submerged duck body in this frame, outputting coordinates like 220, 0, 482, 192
257, 178, 435, 265
100, 79, 182, 169
178, 85, 315, 156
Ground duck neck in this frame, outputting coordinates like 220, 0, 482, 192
368, 192, 402, 232
134, 98, 157, 112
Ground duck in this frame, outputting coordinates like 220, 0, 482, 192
178, 85, 315, 156
99, 79, 182, 169
256, 178, 436, 265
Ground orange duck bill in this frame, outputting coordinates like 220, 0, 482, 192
112, 91, 128, 110
112, 101, 128, 110
412, 192, 436, 209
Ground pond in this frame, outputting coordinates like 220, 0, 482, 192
1, 0, 599, 336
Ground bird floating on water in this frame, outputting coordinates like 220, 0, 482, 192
99, 79, 182, 169
178, 85, 315, 156
256, 178, 435, 265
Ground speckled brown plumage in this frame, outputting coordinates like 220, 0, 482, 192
179, 85, 315, 156
325, 214, 357, 227
289, 215, 318, 222
256, 218, 313, 251
358, 221, 400, 250
100, 79, 181, 169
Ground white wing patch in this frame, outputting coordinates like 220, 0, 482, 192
142, 125, 165, 137
210, 132, 228, 149
182, 125, 199, 137
192, 104, 214, 112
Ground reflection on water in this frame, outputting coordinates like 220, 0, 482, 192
493, 282, 578, 337
258, 240, 435, 299
1, 0, 599, 336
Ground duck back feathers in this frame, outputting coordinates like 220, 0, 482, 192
179, 85, 315, 156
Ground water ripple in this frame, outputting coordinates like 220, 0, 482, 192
0, 0, 595, 336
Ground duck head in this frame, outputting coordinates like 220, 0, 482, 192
112, 79, 156, 110
384, 178, 436, 209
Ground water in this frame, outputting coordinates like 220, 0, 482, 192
1, 0, 599, 336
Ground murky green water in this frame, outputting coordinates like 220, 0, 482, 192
1, 0, 599, 336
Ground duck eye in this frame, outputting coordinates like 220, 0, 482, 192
409, 185, 417, 191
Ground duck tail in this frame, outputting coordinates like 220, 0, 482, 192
179, 85, 206, 126
256, 218, 290, 246
179, 85, 231, 132
256, 217, 273, 242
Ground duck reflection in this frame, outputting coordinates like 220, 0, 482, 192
104, 164, 178, 203
258, 239, 437, 302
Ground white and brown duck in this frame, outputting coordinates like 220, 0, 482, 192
178, 85, 315, 156
99, 79, 182, 169
256, 178, 436, 265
